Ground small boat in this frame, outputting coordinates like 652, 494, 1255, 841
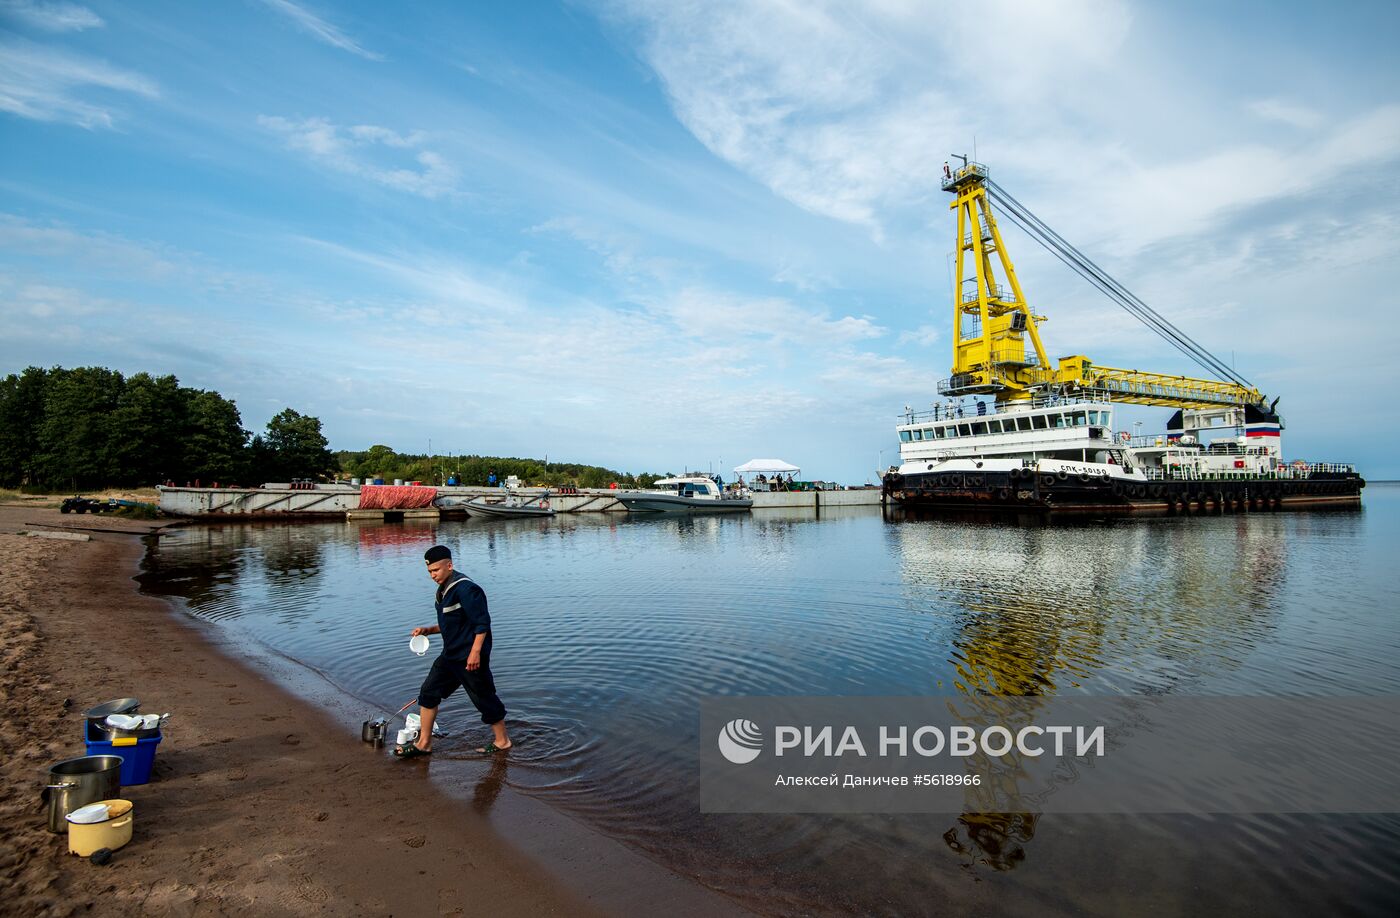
463, 496, 556, 518
614, 475, 752, 513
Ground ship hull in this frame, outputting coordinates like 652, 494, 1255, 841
614, 493, 753, 512
884, 470, 1365, 515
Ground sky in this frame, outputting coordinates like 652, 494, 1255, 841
2, 0, 1399, 482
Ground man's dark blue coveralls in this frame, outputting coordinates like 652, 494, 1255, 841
416, 573, 507, 724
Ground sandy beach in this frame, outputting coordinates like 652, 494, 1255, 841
0, 505, 739, 917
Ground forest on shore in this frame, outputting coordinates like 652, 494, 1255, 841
0, 366, 662, 491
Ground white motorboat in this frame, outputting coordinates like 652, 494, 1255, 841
614, 475, 752, 513
463, 495, 556, 518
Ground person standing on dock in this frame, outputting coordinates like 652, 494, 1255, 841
396, 545, 511, 758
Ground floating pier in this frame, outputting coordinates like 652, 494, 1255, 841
157, 484, 885, 521
345, 508, 443, 521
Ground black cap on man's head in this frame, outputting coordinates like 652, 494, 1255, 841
424, 545, 452, 564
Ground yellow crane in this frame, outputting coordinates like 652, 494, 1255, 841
940, 160, 1269, 412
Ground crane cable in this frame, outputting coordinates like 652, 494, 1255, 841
984, 179, 1256, 391
986, 179, 1248, 387
988, 190, 1242, 386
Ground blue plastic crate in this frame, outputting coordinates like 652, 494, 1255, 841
84, 724, 162, 785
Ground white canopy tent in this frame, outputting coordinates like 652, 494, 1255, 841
733, 459, 800, 476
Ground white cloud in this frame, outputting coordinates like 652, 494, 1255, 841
258, 116, 460, 199
650, 286, 885, 346
0, 40, 157, 128
1071, 105, 1400, 255
897, 324, 940, 347
0, 0, 103, 31
258, 0, 382, 61
770, 258, 837, 293
293, 236, 529, 315
612, 0, 1400, 261
528, 216, 681, 284
614, 0, 1130, 236
0, 214, 179, 276
817, 349, 926, 392
1248, 98, 1323, 130
0, 279, 109, 319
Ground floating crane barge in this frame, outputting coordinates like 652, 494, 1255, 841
882, 161, 1364, 514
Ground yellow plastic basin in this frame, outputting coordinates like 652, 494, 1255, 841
67, 799, 133, 856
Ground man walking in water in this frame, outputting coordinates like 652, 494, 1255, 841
396, 544, 511, 757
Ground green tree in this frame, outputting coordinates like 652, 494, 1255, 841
110, 372, 183, 486
0, 366, 52, 487
356, 444, 399, 480
259, 408, 336, 481
183, 389, 249, 483
35, 367, 125, 490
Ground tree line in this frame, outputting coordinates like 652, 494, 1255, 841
0, 365, 665, 492
0, 366, 335, 490
334, 446, 667, 489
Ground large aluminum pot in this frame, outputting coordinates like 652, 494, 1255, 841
44, 755, 123, 833
84, 698, 140, 732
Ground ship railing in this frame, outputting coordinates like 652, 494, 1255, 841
1145, 462, 1356, 481
1018, 392, 1104, 410
1148, 468, 1268, 481
1282, 461, 1356, 476
942, 161, 989, 191
959, 282, 1011, 304
902, 392, 1105, 423
1123, 435, 1171, 449
1124, 437, 1277, 455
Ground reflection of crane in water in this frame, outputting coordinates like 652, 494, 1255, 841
889, 516, 1290, 870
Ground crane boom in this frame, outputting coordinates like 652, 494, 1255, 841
939, 162, 1267, 411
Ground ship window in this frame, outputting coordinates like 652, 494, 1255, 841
1017, 417, 1032, 431
923, 428, 934, 440
1052, 414, 1067, 428
1071, 411, 1086, 426
971, 422, 987, 435
988, 420, 1003, 433
1033, 415, 1048, 430
933, 427, 945, 439
900, 430, 912, 442
911, 429, 923, 441
944, 426, 957, 439
958, 424, 972, 436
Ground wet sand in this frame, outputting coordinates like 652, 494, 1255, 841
0, 506, 741, 916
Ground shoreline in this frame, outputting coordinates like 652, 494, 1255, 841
0, 506, 744, 916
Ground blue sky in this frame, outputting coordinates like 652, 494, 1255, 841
3, 0, 1399, 481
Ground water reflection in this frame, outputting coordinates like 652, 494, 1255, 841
944, 812, 1038, 872
472, 755, 510, 814
892, 516, 1287, 697
354, 520, 438, 555
887, 514, 1294, 872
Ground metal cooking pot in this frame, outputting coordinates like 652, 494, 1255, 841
361, 718, 388, 745
84, 698, 140, 732
43, 755, 123, 833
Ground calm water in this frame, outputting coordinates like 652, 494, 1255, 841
138, 485, 1400, 916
